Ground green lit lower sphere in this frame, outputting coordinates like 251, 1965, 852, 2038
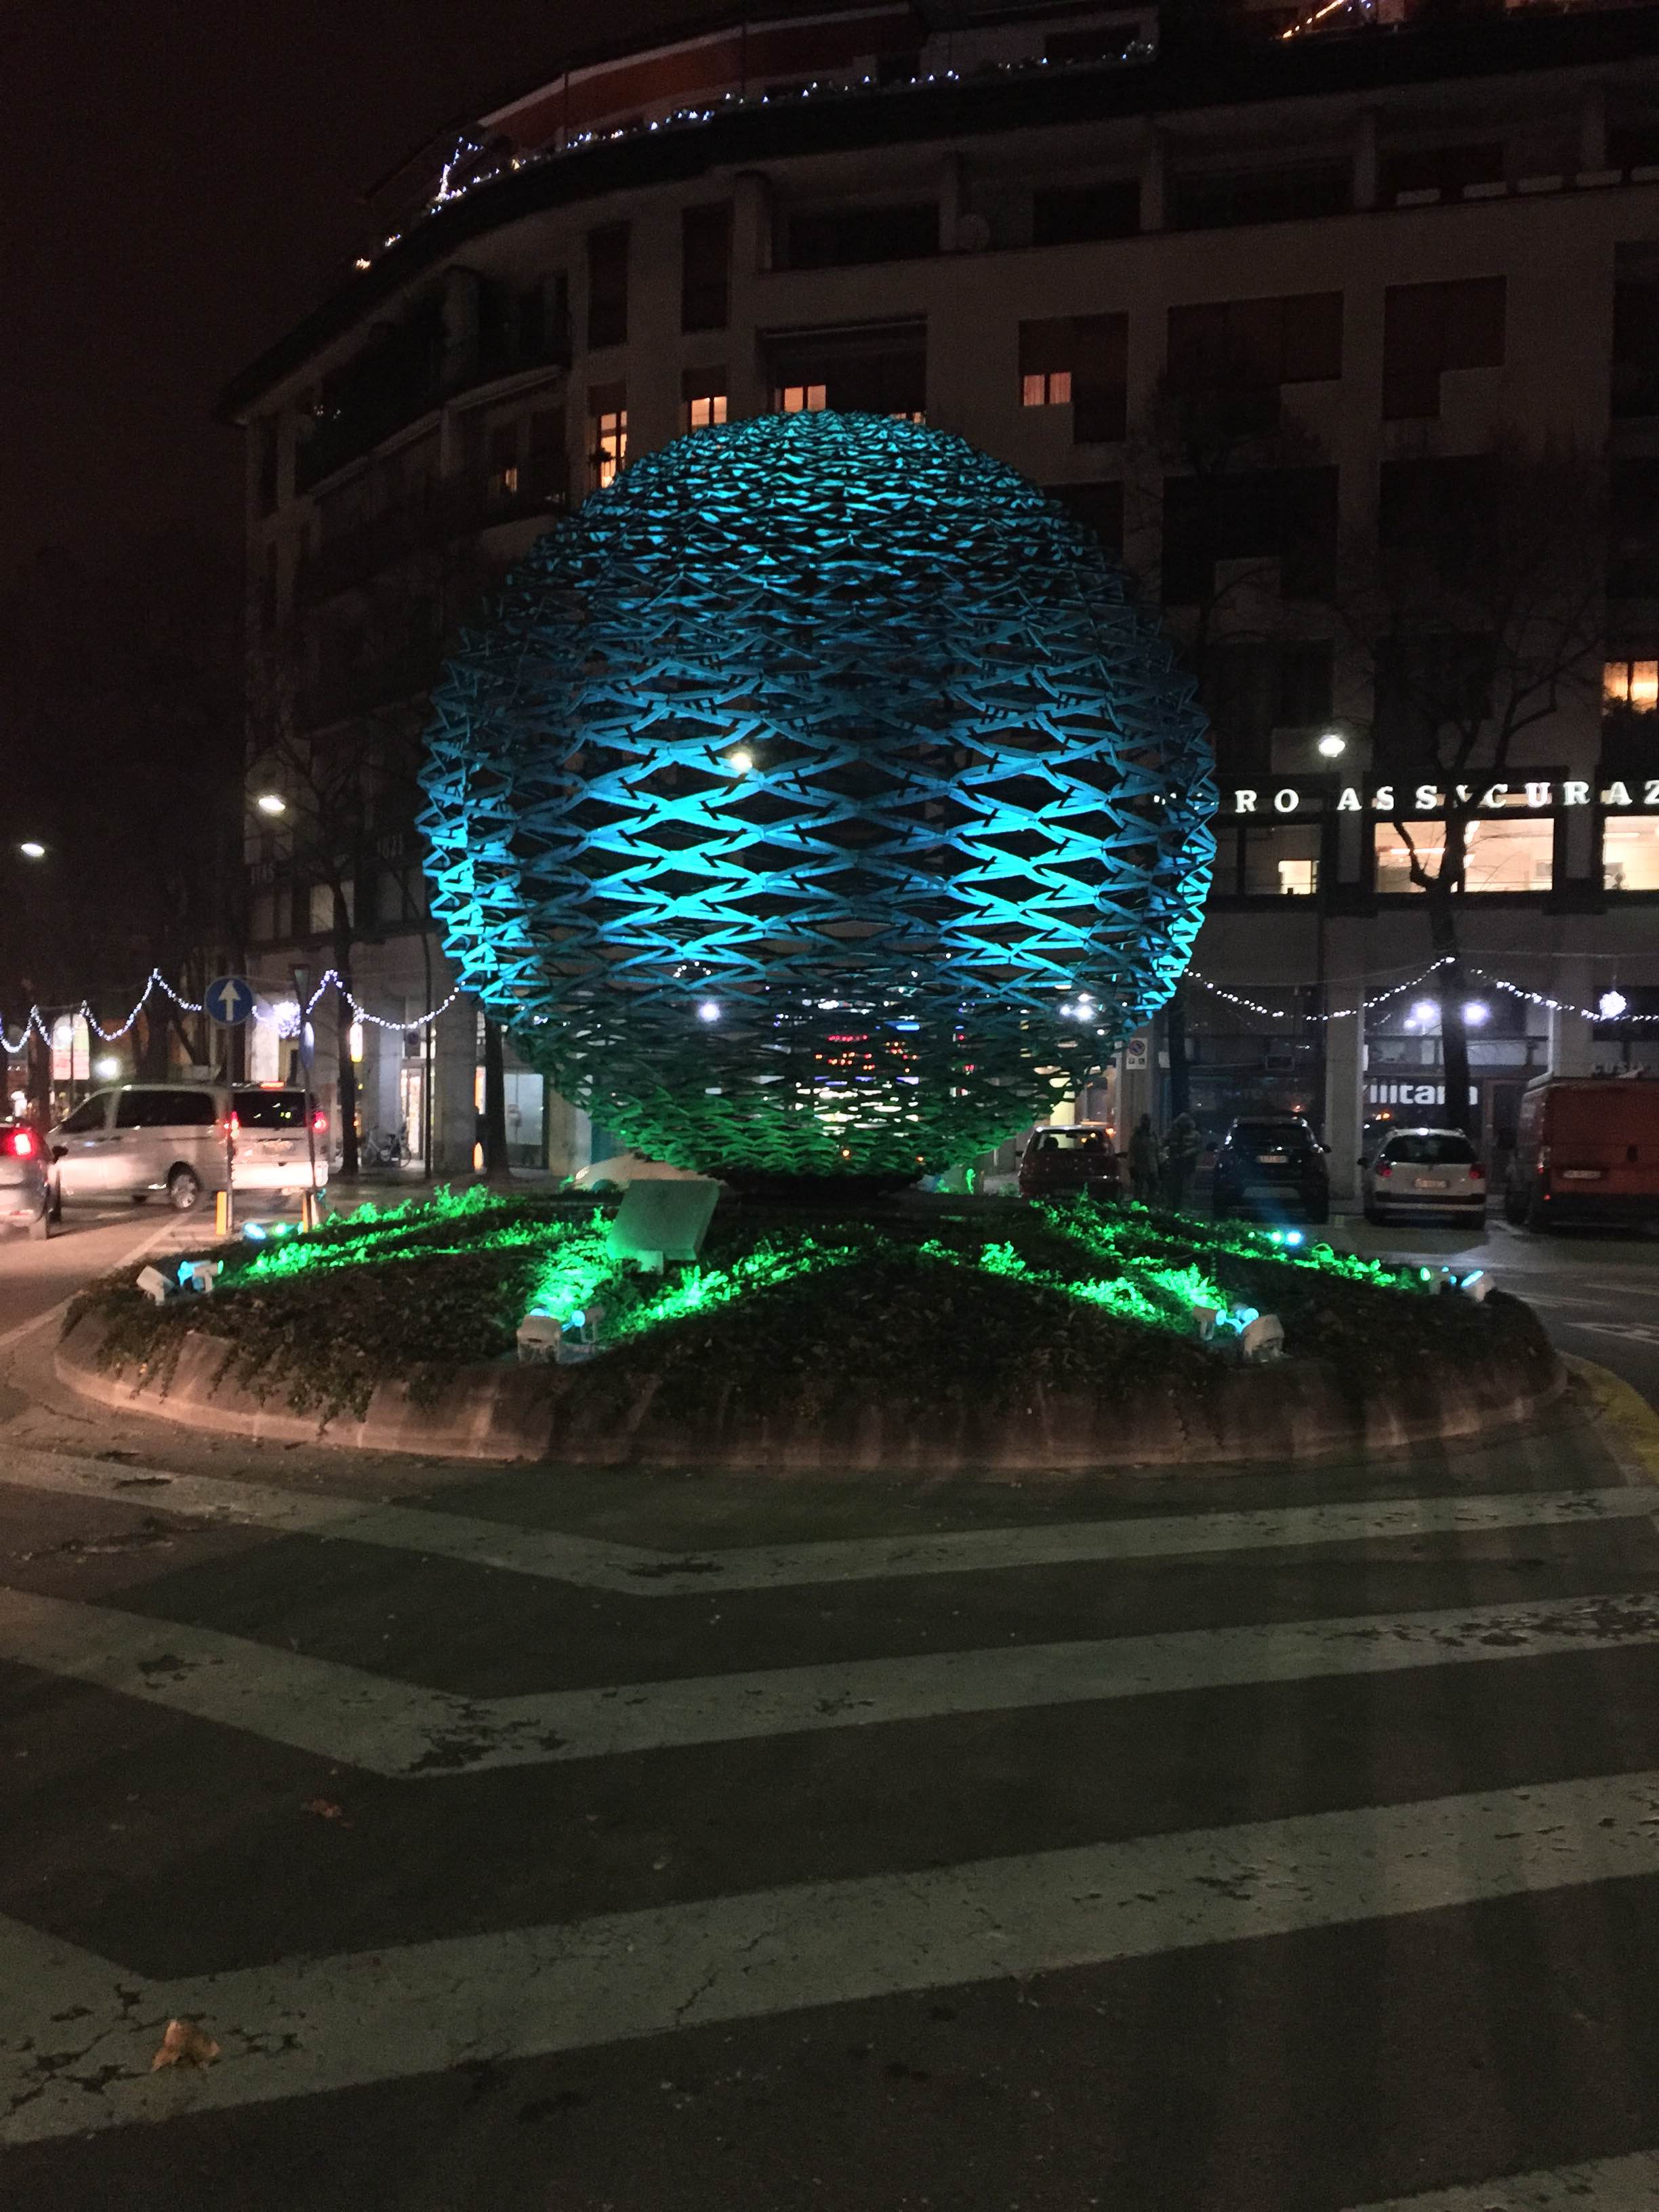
419, 413, 1215, 1179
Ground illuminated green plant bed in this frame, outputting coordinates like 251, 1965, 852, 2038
65, 1186, 1548, 1446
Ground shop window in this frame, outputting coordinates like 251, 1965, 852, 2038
586, 222, 630, 349
1381, 277, 1505, 421
1170, 163, 1351, 232
1601, 815, 1659, 891
1374, 815, 1555, 894
1241, 825, 1322, 897
682, 365, 729, 431
681, 205, 731, 333
786, 203, 938, 270
1032, 181, 1140, 245
588, 381, 627, 489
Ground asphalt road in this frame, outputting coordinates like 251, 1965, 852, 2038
3, 1205, 1659, 2207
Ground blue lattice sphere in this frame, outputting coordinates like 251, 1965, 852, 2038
420, 413, 1215, 1178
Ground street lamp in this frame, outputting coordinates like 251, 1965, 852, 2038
18, 840, 46, 859
1316, 731, 1347, 760
255, 792, 287, 817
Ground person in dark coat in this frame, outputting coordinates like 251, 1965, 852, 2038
1162, 1111, 1203, 1210
1128, 1112, 1162, 1205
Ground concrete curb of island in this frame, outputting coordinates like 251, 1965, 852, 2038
55, 1307, 1566, 1475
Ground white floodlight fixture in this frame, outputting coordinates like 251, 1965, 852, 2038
1316, 731, 1347, 759
255, 792, 287, 817
697, 1000, 721, 1023
93, 1054, 121, 1080
1462, 1001, 1490, 1026
1409, 999, 1439, 1029
18, 840, 45, 859
1599, 988, 1630, 1021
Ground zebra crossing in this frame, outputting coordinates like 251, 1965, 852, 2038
6, 1422, 1659, 2207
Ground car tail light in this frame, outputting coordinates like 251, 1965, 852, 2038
1375, 1162, 1392, 1179
5, 1128, 35, 1160
1469, 1162, 1486, 1180
312, 1110, 328, 1134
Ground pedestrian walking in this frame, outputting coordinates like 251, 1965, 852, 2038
1162, 1111, 1203, 1210
1128, 1112, 1162, 1206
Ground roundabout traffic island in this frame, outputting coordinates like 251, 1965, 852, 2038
56, 1187, 1561, 1473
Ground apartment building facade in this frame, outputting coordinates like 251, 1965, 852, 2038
222, 3, 1659, 1191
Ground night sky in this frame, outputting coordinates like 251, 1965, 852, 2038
1, 2, 691, 573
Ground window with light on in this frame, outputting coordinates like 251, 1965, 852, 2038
1603, 815, 1659, 890
1374, 815, 1556, 894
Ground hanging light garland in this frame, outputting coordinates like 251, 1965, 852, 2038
1189, 958, 1659, 1029
0, 969, 463, 1061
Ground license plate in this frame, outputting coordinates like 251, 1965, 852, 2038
1561, 1169, 1603, 1181
1412, 1176, 1450, 1191
1256, 1153, 1287, 1166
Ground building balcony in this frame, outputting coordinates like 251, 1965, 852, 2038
298, 472, 568, 604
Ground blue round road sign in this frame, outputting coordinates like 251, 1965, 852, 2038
205, 975, 256, 1027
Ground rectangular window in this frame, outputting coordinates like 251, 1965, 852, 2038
586, 222, 630, 349
1374, 817, 1555, 895
1168, 293, 1343, 397
1032, 181, 1140, 246
1605, 657, 1659, 710
1020, 317, 1125, 441
1170, 163, 1351, 232
1380, 143, 1504, 204
682, 365, 729, 430
1603, 815, 1659, 891
1381, 277, 1505, 420
681, 205, 731, 333
1048, 481, 1124, 556
1202, 640, 1334, 781
766, 323, 926, 419
1162, 467, 1339, 605
786, 203, 938, 270
1241, 825, 1322, 897
525, 405, 566, 501
1613, 279, 1659, 419
1377, 455, 1497, 550
485, 421, 519, 504
775, 383, 827, 414
588, 381, 627, 489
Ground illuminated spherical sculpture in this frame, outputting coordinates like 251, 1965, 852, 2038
420, 413, 1214, 1179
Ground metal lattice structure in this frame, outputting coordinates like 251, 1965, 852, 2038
419, 413, 1214, 1179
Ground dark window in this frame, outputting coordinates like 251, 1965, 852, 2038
1201, 640, 1334, 781
117, 1088, 216, 1128
1610, 122, 1659, 172
1168, 293, 1342, 395
1373, 634, 1496, 769
232, 1089, 308, 1130
1162, 467, 1339, 605
586, 222, 630, 348
1049, 481, 1124, 556
766, 323, 926, 417
786, 203, 938, 270
1170, 164, 1351, 232
1377, 455, 1498, 550
1381, 277, 1504, 420
1033, 182, 1140, 245
525, 405, 566, 501
1611, 458, 1659, 597
1383, 1132, 1477, 1164
1380, 143, 1504, 203
58, 1095, 109, 1135
1613, 280, 1659, 418
681, 205, 731, 333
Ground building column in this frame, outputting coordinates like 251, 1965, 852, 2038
430, 997, 479, 1174
1547, 960, 1596, 1077
1322, 926, 1368, 1201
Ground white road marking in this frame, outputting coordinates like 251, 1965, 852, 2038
0, 1218, 191, 1358
1343, 2148, 1659, 2209
10, 1583, 1659, 1776
0, 1444, 1648, 1597
10, 1765, 1659, 2144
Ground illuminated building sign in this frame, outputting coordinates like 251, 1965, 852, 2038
1219, 779, 1659, 817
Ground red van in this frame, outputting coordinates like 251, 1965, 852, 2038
1502, 1077, 1659, 1230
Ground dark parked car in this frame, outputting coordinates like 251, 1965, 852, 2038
1017, 1124, 1124, 1202
1212, 1115, 1330, 1225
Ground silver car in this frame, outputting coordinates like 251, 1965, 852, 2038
0, 1122, 52, 1237
1361, 1126, 1488, 1225
49, 1084, 233, 1212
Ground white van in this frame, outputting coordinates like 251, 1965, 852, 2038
49, 1084, 327, 1212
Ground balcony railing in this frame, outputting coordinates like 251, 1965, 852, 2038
298, 472, 568, 604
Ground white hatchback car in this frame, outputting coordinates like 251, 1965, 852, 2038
1361, 1126, 1488, 1226
49, 1083, 328, 1212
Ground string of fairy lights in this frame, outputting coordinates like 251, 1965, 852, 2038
8, 955, 1654, 1069
0, 969, 464, 1062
